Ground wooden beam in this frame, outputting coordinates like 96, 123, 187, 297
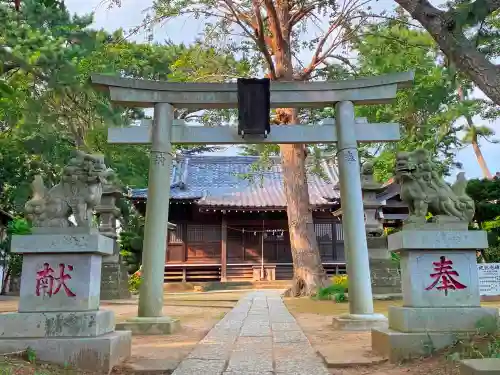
220, 215, 227, 282
90, 71, 414, 108
108, 119, 401, 145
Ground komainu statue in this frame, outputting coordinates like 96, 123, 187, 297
394, 149, 475, 225
25, 150, 112, 228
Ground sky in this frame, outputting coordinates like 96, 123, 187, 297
65, 0, 500, 179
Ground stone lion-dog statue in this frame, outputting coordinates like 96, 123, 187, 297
394, 149, 475, 225
25, 150, 113, 228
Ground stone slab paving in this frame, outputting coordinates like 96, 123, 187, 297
172, 291, 330, 375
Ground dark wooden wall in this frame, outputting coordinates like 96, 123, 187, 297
166, 203, 344, 265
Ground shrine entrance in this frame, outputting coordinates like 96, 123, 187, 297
91, 72, 413, 326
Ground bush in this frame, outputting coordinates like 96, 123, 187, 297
314, 284, 347, 302
331, 274, 348, 290
128, 269, 142, 293
483, 246, 500, 263
0, 218, 31, 294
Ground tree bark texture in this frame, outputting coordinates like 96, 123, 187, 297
246, 0, 329, 295
395, 0, 500, 106
471, 131, 493, 179
457, 86, 493, 179
280, 142, 329, 296
272, 30, 329, 295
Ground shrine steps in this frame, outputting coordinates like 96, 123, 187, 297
163, 280, 292, 293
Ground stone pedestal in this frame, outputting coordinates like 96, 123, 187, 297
367, 237, 401, 295
460, 359, 500, 375
372, 229, 498, 362
332, 313, 388, 331
0, 230, 132, 373
101, 261, 131, 300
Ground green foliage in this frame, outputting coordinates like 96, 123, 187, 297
6, 218, 32, 277
390, 252, 401, 268
118, 205, 145, 273
483, 246, 500, 263
466, 178, 500, 223
0, 218, 32, 286
128, 270, 142, 293
0, 0, 250, 214
466, 178, 500, 261
331, 274, 349, 290
314, 276, 348, 302
313, 284, 347, 302
26, 347, 36, 364
352, 16, 468, 182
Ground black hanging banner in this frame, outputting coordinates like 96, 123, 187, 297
237, 78, 271, 137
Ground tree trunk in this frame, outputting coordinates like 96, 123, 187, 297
259, 0, 328, 296
457, 86, 493, 179
471, 130, 493, 180
1, 267, 11, 295
280, 142, 329, 296
395, 0, 500, 106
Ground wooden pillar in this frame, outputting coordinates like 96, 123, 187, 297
221, 215, 228, 282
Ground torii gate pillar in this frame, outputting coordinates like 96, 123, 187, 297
138, 103, 174, 318
333, 101, 387, 330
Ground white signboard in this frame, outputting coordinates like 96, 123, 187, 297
477, 263, 500, 296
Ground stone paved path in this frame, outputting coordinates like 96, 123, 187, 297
172, 290, 330, 375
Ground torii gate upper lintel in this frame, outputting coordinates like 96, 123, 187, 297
90, 71, 414, 326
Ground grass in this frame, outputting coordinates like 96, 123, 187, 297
0, 355, 83, 375
284, 298, 500, 316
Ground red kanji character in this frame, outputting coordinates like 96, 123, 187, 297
35, 263, 55, 297
53, 263, 76, 297
35, 263, 76, 297
425, 256, 467, 296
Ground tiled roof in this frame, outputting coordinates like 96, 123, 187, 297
129, 155, 340, 208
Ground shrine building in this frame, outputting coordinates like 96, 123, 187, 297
128, 154, 408, 287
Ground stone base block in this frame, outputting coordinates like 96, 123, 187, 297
369, 259, 401, 295
0, 310, 114, 337
0, 331, 131, 374
19, 253, 104, 312
387, 229, 488, 251
101, 262, 131, 300
460, 359, 500, 375
389, 306, 499, 333
12, 231, 114, 254
115, 316, 180, 335
371, 327, 457, 363
332, 313, 388, 331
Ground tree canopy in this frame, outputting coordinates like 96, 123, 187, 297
393, 0, 500, 108
0, 0, 250, 214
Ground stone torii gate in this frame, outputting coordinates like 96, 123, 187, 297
91, 71, 413, 332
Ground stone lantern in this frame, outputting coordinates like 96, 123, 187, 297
361, 162, 401, 295
96, 170, 131, 300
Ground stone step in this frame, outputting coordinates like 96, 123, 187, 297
163, 281, 292, 293
460, 359, 500, 375
121, 358, 178, 374
316, 345, 387, 368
